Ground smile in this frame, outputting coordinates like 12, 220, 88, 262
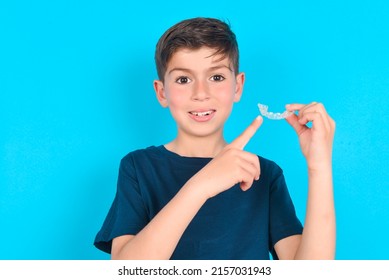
188, 109, 216, 122
189, 110, 215, 117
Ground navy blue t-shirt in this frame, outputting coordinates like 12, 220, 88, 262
94, 145, 303, 259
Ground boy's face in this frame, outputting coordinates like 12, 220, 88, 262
154, 47, 244, 139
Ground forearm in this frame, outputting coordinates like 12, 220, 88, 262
295, 163, 336, 259
114, 181, 207, 259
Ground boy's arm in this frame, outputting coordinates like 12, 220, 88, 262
111, 178, 209, 259
111, 117, 263, 259
275, 102, 336, 259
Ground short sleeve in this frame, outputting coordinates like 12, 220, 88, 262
94, 156, 149, 254
268, 165, 303, 259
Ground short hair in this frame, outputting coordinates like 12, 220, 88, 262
155, 17, 239, 81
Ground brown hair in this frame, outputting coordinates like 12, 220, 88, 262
155, 17, 239, 81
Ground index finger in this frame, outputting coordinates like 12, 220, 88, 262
230, 116, 263, 150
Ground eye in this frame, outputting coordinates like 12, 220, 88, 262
210, 75, 225, 82
176, 76, 191, 84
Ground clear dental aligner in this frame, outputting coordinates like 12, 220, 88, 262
257, 103, 294, 120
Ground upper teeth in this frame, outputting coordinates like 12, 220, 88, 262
191, 111, 213, 116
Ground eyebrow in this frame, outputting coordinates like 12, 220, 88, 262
209, 65, 233, 72
168, 65, 232, 75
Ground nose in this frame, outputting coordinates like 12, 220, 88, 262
191, 80, 210, 101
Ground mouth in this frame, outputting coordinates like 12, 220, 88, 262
188, 109, 216, 122
188, 110, 215, 117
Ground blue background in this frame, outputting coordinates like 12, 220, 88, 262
1, 0, 388, 260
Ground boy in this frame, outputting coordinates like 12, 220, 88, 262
94, 17, 336, 259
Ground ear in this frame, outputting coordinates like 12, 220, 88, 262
233, 72, 245, 102
153, 80, 169, 107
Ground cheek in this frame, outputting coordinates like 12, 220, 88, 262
165, 86, 188, 112
215, 84, 237, 103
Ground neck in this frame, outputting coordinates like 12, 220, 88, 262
165, 132, 227, 158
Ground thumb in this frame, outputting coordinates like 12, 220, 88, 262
230, 116, 263, 150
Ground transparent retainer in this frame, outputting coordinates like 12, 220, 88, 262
257, 103, 294, 120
